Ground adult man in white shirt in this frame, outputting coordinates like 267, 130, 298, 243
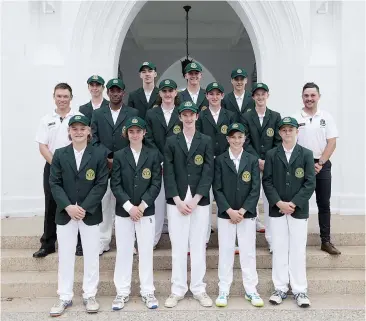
293, 82, 341, 255
33, 83, 83, 258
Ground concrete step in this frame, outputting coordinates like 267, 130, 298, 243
2, 246, 365, 272
1, 214, 365, 249
1, 295, 365, 321
2, 268, 364, 298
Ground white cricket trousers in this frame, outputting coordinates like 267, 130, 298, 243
154, 179, 167, 247
218, 217, 259, 294
270, 215, 308, 294
207, 187, 214, 243
114, 215, 155, 296
167, 190, 210, 296
99, 180, 116, 249
57, 220, 100, 301
259, 174, 271, 245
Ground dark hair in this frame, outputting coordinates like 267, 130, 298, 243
155, 93, 181, 107
54, 83, 73, 96
302, 82, 320, 93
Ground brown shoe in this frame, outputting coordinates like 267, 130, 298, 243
321, 242, 341, 255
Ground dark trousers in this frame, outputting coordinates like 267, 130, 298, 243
314, 160, 332, 243
40, 163, 82, 250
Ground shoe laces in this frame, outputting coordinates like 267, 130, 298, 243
53, 300, 69, 308
200, 292, 210, 299
272, 290, 286, 298
86, 297, 97, 304
295, 293, 308, 300
168, 294, 178, 300
145, 293, 156, 301
248, 293, 261, 300
218, 292, 229, 299
114, 295, 126, 302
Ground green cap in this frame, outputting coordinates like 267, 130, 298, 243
106, 78, 125, 90
87, 75, 105, 85
227, 122, 247, 136
69, 115, 90, 126
184, 62, 203, 74
279, 117, 299, 129
139, 61, 156, 72
252, 82, 269, 95
231, 68, 248, 79
159, 79, 177, 90
125, 116, 146, 130
178, 101, 198, 114
206, 82, 224, 93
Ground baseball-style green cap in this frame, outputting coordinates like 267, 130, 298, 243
279, 117, 299, 129
206, 82, 224, 93
227, 122, 247, 136
125, 116, 146, 130
159, 79, 177, 90
184, 62, 203, 74
69, 115, 90, 126
178, 101, 198, 114
106, 78, 125, 90
252, 82, 269, 95
139, 61, 156, 72
231, 68, 248, 79
87, 75, 105, 85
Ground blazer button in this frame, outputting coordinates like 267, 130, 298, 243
261, 145, 264, 148
286, 183, 290, 186
188, 174, 190, 177
134, 185, 138, 188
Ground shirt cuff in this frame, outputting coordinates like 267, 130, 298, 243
123, 201, 133, 213
142, 200, 149, 209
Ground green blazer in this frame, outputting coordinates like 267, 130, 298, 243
241, 107, 282, 160
110, 146, 162, 218
145, 106, 182, 162
91, 105, 138, 157
164, 131, 213, 206
196, 108, 237, 157
79, 98, 109, 122
178, 88, 209, 112
222, 91, 255, 119
49, 144, 109, 226
262, 144, 316, 219
127, 87, 159, 119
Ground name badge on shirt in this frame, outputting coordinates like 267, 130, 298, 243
48, 122, 56, 127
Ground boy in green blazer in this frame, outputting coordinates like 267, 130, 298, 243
163, 101, 214, 308
241, 83, 282, 249
145, 79, 182, 248
213, 122, 263, 308
49, 115, 109, 317
110, 116, 162, 310
262, 117, 316, 308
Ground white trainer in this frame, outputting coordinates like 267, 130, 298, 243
83, 296, 99, 313
142, 293, 159, 309
193, 292, 213, 307
49, 299, 72, 317
295, 292, 311, 308
164, 294, 184, 308
245, 293, 264, 307
269, 289, 287, 305
112, 295, 129, 310
215, 292, 229, 307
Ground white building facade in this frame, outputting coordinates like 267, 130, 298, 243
1, 1, 365, 217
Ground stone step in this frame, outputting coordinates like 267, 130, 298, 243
2, 269, 364, 299
1, 295, 365, 321
2, 246, 365, 272
1, 215, 365, 249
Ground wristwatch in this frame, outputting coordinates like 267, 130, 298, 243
318, 159, 324, 166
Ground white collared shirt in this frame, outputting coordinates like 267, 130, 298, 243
73, 147, 86, 170
184, 133, 193, 150
229, 148, 243, 172
162, 107, 174, 125
92, 100, 103, 110
35, 109, 83, 154
257, 109, 266, 126
188, 90, 199, 104
293, 109, 338, 159
145, 91, 152, 103
110, 106, 121, 124
282, 144, 295, 163
209, 107, 221, 124
235, 93, 244, 110
123, 147, 149, 213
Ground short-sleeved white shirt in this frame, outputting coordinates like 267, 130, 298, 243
293, 109, 338, 159
35, 109, 83, 154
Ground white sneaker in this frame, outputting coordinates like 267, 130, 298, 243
164, 294, 184, 308
83, 296, 99, 313
193, 292, 213, 307
112, 295, 129, 310
269, 290, 287, 305
99, 246, 110, 256
245, 293, 264, 307
215, 292, 229, 307
49, 299, 72, 317
294, 293, 311, 308
142, 293, 159, 309
256, 219, 265, 233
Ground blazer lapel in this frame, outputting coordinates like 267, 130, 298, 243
125, 148, 137, 170
136, 147, 148, 171
78, 144, 92, 173
102, 98, 110, 108
103, 105, 114, 128
65, 145, 78, 174
138, 88, 148, 106
204, 109, 217, 129
166, 108, 179, 132
196, 88, 206, 107
177, 133, 189, 156
224, 152, 237, 174
277, 145, 289, 168
156, 107, 168, 129
261, 108, 271, 131
217, 108, 227, 127
187, 132, 201, 160
148, 87, 159, 108
251, 110, 262, 132
238, 152, 248, 175
242, 91, 252, 112
288, 144, 300, 166
181, 89, 191, 102
228, 92, 240, 112
114, 106, 128, 130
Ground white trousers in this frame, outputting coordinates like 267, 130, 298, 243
114, 215, 155, 296
57, 220, 100, 301
259, 173, 271, 244
207, 187, 213, 243
167, 191, 210, 296
154, 179, 167, 247
218, 217, 258, 294
270, 215, 308, 294
99, 180, 116, 249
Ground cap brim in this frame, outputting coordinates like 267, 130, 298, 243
179, 107, 198, 114
160, 84, 176, 90
252, 87, 268, 95
232, 73, 247, 79
107, 84, 124, 90
126, 124, 145, 130
88, 80, 104, 85
227, 128, 246, 135
279, 123, 298, 129
185, 68, 202, 74
139, 66, 154, 72
69, 120, 89, 126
